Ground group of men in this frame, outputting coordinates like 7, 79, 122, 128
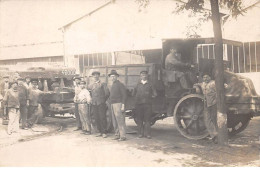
73, 69, 157, 141
0, 75, 42, 135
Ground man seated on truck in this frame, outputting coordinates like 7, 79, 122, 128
165, 48, 194, 88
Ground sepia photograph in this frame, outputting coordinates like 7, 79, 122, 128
0, 0, 259, 167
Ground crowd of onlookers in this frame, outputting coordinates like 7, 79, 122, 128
0, 74, 42, 135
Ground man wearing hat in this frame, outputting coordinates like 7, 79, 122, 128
133, 70, 157, 139
73, 76, 82, 131
108, 70, 127, 141
0, 75, 10, 120
3, 81, 20, 135
24, 75, 31, 89
194, 73, 218, 143
88, 69, 110, 138
17, 77, 29, 129
75, 80, 92, 135
27, 80, 43, 127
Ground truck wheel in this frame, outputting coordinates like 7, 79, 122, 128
227, 113, 251, 136
174, 94, 209, 140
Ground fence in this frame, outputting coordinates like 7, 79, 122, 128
196, 41, 260, 73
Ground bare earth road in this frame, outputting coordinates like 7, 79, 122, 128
0, 116, 259, 167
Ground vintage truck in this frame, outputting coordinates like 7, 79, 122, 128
84, 38, 260, 140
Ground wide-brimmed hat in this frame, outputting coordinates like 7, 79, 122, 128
91, 69, 100, 76
108, 70, 119, 77
140, 70, 148, 75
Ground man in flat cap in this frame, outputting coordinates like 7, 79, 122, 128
73, 76, 82, 131
3, 81, 20, 135
17, 77, 29, 129
24, 75, 31, 89
76, 80, 92, 135
108, 70, 127, 141
27, 80, 43, 127
133, 70, 157, 139
0, 75, 10, 120
88, 69, 110, 138
194, 73, 218, 143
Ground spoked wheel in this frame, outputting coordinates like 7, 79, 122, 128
227, 113, 251, 136
174, 94, 209, 140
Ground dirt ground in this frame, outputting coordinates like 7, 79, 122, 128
0, 115, 259, 167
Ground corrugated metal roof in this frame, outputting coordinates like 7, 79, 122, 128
0, 42, 63, 60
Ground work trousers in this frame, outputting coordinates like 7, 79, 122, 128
204, 104, 218, 138
27, 105, 40, 127
20, 105, 28, 128
78, 104, 91, 132
0, 102, 8, 120
136, 103, 152, 137
8, 108, 20, 134
111, 103, 126, 139
74, 103, 82, 129
92, 103, 107, 134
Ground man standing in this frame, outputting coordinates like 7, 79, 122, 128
108, 70, 127, 141
76, 81, 92, 135
73, 77, 82, 131
27, 80, 42, 127
194, 74, 218, 143
133, 71, 157, 139
17, 77, 29, 130
24, 76, 31, 89
88, 70, 110, 138
3, 82, 20, 135
0, 75, 10, 120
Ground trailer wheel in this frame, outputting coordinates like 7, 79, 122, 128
227, 113, 251, 136
173, 94, 209, 140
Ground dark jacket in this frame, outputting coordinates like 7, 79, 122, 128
28, 88, 42, 106
109, 80, 127, 104
88, 81, 110, 105
3, 89, 20, 108
133, 81, 157, 105
17, 84, 28, 106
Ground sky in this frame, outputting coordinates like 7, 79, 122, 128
0, 0, 108, 46
0, 0, 259, 47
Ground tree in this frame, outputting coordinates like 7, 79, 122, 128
136, 0, 244, 145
